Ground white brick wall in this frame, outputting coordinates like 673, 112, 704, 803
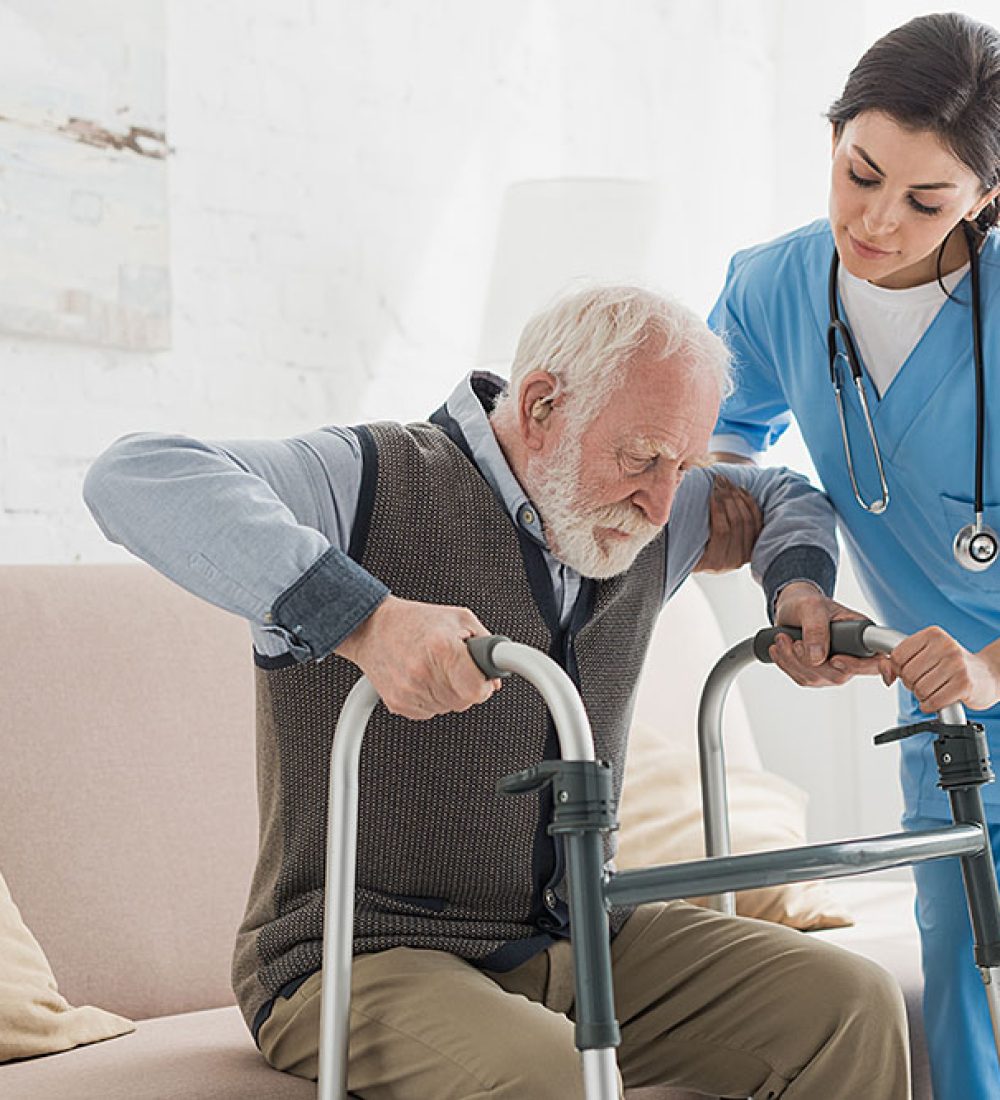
0, 0, 797, 563
2, 0, 984, 556
4, 0, 978, 839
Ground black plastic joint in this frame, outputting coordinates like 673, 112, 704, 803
548, 761, 618, 836
497, 760, 618, 835
497, 762, 560, 796
874, 719, 944, 746
574, 1019, 622, 1052
974, 940, 1000, 969
875, 719, 994, 789
934, 723, 994, 790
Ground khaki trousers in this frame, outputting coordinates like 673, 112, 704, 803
258, 901, 910, 1099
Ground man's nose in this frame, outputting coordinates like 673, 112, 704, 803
633, 472, 676, 528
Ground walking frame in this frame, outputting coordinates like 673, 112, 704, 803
317, 620, 1000, 1100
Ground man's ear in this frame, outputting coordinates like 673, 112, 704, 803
517, 371, 560, 451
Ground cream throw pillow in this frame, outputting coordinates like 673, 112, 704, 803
617, 723, 853, 931
0, 870, 134, 1063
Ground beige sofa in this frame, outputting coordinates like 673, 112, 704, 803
0, 564, 929, 1098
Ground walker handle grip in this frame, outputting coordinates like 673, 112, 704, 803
466, 635, 513, 680
753, 618, 875, 664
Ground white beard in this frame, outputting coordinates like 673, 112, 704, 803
528, 427, 662, 579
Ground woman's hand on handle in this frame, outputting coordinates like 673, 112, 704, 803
888, 628, 1000, 714
335, 595, 502, 720
770, 582, 892, 687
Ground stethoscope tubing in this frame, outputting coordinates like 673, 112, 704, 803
826, 223, 997, 570
968, 221, 988, 522
826, 258, 891, 515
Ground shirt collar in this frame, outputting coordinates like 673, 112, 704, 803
442, 371, 550, 549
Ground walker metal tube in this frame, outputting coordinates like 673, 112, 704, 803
486, 640, 596, 762
948, 785, 1000, 1055
488, 643, 619, 1100
950, 786, 1000, 961
317, 639, 612, 1100
697, 639, 757, 914
605, 824, 985, 908
698, 622, 908, 915
318, 676, 380, 1100
984, 970, 1000, 1061
697, 620, 1000, 1070
564, 830, 621, 1054
582, 1050, 621, 1098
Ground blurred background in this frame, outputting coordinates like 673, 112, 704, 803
2, 0, 998, 844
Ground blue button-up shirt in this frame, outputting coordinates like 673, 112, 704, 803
84, 372, 838, 660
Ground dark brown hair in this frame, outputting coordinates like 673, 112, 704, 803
828, 12, 1000, 231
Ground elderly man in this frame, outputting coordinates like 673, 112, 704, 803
84, 286, 909, 1100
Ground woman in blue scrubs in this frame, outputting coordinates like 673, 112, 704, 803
709, 13, 1000, 1099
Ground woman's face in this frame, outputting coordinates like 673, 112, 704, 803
829, 110, 996, 288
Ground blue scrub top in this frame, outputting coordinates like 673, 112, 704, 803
710, 218, 1000, 816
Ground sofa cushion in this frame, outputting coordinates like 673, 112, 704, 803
0, 889, 927, 1100
0, 869, 133, 1063
0, 997, 705, 1100
0, 1005, 313, 1100
617, 732, 854, 930
0, 565, 258, 1020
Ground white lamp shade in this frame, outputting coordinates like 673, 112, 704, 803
477, 178, 672, 369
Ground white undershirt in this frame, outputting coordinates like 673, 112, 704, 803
838, 261, 969, 397
711, 259, 973, 460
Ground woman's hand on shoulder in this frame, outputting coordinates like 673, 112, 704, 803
694, 472, 763, 574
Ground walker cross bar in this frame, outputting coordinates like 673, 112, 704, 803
317, 624, 1000, 1100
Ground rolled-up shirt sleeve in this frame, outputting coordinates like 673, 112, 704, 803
83, 428, 388, 661
664, 463, 838, 616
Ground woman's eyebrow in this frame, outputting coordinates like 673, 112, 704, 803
851, 144, 957, 190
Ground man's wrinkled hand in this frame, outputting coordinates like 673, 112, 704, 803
770, 581, 891, 687
694, 476, 763, 574
335, 595, 501, 720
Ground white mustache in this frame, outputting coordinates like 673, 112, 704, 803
587, 502, 658, 539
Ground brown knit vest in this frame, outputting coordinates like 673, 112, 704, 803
233, 420, 665, 1033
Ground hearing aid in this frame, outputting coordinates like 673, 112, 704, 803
531, 397, 554, 422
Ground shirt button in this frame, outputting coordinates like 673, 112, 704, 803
544, 888, 558, 909
522, 508, 535, 526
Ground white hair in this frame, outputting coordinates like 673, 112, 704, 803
495, 285, 732, 427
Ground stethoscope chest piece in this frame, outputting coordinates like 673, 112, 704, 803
954, 521, 1000, 572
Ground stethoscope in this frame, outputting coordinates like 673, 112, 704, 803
826, 220, 998, 572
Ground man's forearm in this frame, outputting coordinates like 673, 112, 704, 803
716, 464, 838, 613
84, 431, 388, 660
269, 546, 388, 660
